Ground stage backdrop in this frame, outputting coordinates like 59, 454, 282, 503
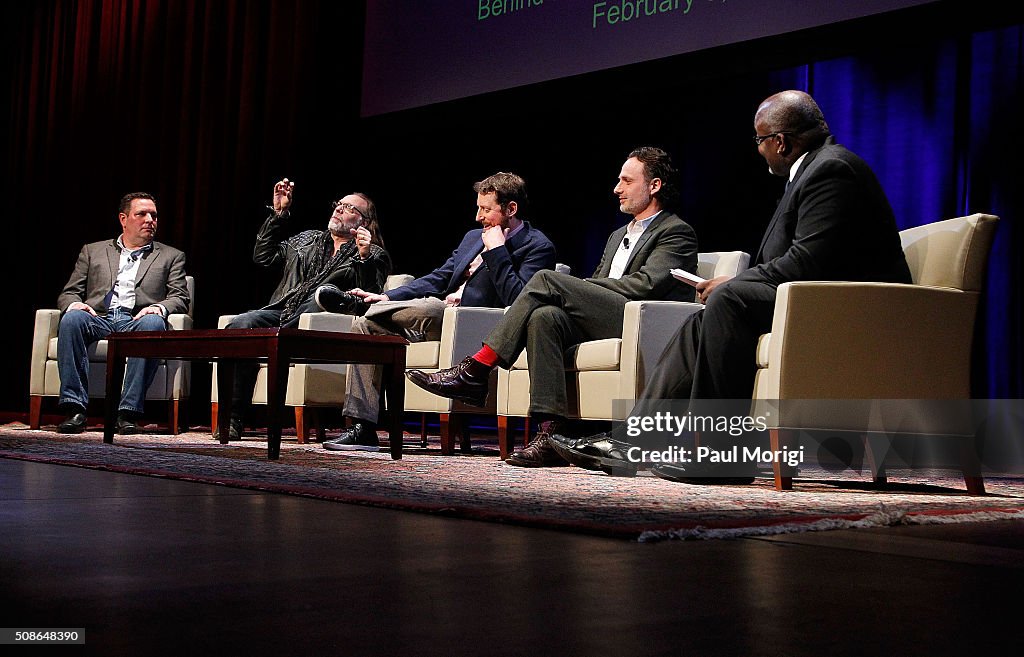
3, 0, 1020, 426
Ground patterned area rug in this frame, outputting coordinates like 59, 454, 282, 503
3, 423, 1024, 541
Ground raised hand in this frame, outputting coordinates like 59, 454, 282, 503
273, 178, 295, 214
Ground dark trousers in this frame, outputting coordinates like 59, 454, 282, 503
631, 278, 777, 451
485, 270, 628, 417
642, 278, 777, 402
225, 299, 321, 419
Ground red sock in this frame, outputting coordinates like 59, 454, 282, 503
472, 344, 501, 367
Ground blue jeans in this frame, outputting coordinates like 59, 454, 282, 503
57, 307, 168, 413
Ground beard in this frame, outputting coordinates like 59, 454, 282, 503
328, 216, 357, 237
619, 194, 651, 217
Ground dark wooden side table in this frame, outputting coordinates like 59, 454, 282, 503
103, 328, 408, 460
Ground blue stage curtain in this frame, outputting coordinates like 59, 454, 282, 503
769, 25, 1022, 398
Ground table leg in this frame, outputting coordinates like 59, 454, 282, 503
265, 350, 287, 461
104, 344, 127, 445
216, 361, 236, 444
384, 351, 405, 460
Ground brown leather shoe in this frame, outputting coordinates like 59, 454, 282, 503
505, 421, 571, 467
406, 356, 491, 407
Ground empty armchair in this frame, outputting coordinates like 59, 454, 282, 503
752, 214, 999, 493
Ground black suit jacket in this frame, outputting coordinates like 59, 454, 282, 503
738, 137, 911, 287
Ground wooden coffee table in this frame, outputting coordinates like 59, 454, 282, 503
103, 328, 408, 460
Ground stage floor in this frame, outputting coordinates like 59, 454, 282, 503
1, 458, 1021, 656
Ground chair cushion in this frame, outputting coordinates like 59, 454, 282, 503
407, 340, 441, 369
573, 338, 622, 371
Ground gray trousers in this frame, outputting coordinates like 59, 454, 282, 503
343, 297, 446, 424
484, 270, 628, 418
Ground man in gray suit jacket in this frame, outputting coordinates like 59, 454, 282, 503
407, 147, 699, 467
55, 192, 190, 434
552, 90, 912, 484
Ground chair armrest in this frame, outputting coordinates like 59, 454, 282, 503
438, 306, 506, 368
619, 300, 704, 399
765, 281, 979, 399
168, 313, 192, 330
30, 309, 61, 394
298, 312, 356, 333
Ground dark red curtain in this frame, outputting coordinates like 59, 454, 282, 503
4, 0, 362, 418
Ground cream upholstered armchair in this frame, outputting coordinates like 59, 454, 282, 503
405, 264, 574, 455
403, 305, 507, 453
496, 252, 751, 457
210, 273, 413, 443
29, 276, 196, 433
753, 214, 999, 494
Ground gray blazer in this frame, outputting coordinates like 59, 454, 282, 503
587, 211, 698, 302
57, 239, 190, 316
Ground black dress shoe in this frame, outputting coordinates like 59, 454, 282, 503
314, 284, 361, 314
57, 412, 88, 434
548, 432, 639, 477
505, 421, 570, 467
116, 412, 141, 435
323, 422, 380, 452
212, 417, 244, 441
406, 356, 491, 407
650, 462, 756, 486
